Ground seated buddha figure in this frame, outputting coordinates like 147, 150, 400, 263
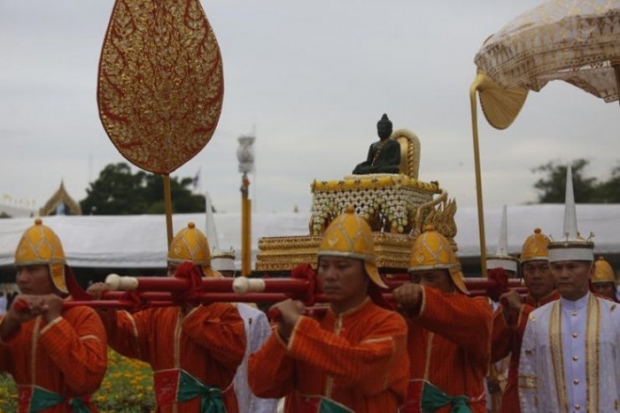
352, 113, 401, 175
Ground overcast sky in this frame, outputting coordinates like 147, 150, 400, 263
1, 0, 619, 215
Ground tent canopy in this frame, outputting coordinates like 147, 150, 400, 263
1, 204, 618, 269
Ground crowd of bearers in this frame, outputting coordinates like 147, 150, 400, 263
0, 219, 107, 412
4, 172, 620, 413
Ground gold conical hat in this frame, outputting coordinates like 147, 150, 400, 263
317, 206, 387, 288
14, 218, 67, 294
592, 256, 615, 284
520, 228, 550, 264
408, 225, 467, 294
167, 222, 217, 277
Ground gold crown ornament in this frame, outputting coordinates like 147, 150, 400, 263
211, 247, 235, 273
167, 222, 218, 277
487, 205, 519, 273
592, 256, 615, 284
548, 166, 594, 262
317, 206, 387, 288
408, 225, 467, 294
520, 228, 551, 264
14, 218, 68, 294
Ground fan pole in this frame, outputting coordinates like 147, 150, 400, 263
164, 175, 173, 247
470, 74, 488, 277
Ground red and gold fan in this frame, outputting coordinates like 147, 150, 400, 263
97, 0, 223, 245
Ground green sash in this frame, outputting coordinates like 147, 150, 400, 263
316, 398, 354, 413
26, 386, 91, 413
419, 381, 471, 413
176, 370, 227, 413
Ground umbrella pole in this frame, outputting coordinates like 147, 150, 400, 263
470, 74, 488, 277
164, 174, 174, 247
613, 59, 620, 108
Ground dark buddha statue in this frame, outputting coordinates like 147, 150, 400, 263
352, 114, 401, 175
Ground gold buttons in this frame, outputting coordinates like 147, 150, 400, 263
571, 311, 578, 316
575, 404, 581, 410
573, 355, 579, 361
572, 332, 579, 338
573, 379, 580, 385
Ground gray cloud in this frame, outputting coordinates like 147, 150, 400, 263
1, 0, 619, 216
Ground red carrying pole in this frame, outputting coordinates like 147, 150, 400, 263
105, 274, 235, 292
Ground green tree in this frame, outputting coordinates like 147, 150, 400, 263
532, 159, 620, 204
532, 159, 598, 203
594, 166, 620, 203
80, 162, 206, 215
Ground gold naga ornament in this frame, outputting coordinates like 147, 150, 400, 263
97, 0, 223, 243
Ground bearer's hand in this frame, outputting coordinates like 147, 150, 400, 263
5, 294, 62, 324
271, 299, 305, 342
392, 283, 422, 311
86, 282, 110, 300
500, 290, 523, 319
41, 294, 63, 323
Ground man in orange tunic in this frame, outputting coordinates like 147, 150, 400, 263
393, 226, 492, 413
88, 222, 246, 413
248, 207, 409, 413
491, 228, 559, 413
0, 219, 107, 412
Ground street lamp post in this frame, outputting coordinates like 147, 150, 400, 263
237, 135, 255, 276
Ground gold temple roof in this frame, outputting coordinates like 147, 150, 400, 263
39, 181, 82, 216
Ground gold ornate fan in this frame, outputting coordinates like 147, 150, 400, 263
97, 0, 224, 244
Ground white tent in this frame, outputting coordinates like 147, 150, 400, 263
1, 204, 619, 269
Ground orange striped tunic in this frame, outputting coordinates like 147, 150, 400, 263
0, 306, 107, 413
491, 291, 559, 413
101, 303, 246, 413
248, 298, 409, 413
405, 286, 493, 413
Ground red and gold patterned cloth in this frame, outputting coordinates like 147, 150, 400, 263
248, 298, 409, 413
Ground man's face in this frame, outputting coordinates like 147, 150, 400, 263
591, 282, 616, 301
551, 260, 593, 301
318, 256, 369, 308
16, 265, 55, 295
522, 260, 555, 300
410, 269, 455, 293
